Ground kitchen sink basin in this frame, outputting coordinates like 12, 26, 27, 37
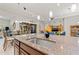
28, 38, 55, 48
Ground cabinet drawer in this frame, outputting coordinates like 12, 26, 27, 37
14, 44, 19, 55
14, 39, 19, 45
20, 48, 29, 55
14, 44, 19, 49
20, 42, 46, 55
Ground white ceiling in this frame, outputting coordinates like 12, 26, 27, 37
0, 3, 79, 20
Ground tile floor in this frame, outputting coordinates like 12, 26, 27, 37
0, 45, 14, 55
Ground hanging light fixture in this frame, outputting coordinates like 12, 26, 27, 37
49, 11, 54, 20
71, 4, 77, 12
37, 15, 40, 20
18, 3, 20, 5
23, 7, 26, 11
49, 11, 53, 17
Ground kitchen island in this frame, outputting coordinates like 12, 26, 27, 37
14, 34, 79, 55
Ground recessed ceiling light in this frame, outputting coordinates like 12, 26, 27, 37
37, 15, 40, 20
57, 3, 60, 6
71, 4, 77, 12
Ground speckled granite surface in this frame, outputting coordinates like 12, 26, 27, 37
14, 34, 79, 55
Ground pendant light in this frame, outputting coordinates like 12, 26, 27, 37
49, 11, 54, 20
71, 4, 77, 12
37, 15, 40, 20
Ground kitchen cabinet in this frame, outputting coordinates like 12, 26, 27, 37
20, 48, 29, 55
14, 44, 19, 55
14, 39, 20, 55
14, 39, 47, 55
19, 22, 37, 34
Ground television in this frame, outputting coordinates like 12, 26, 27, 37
52, 28, 58, 32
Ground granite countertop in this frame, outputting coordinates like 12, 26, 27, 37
13, 34, 79, 55
14, 34, 51, 54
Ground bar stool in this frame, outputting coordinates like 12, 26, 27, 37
2, 32, 13, 51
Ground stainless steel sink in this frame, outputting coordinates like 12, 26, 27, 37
28, 38, 55, 48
